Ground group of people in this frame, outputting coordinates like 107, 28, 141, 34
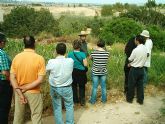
124, 30, 153, 104
0, 31, 109, 124
0, 29, 152, 124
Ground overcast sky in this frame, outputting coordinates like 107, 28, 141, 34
18, 0, 165, 4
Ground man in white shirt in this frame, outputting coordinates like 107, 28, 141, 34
126, 35, 147, 105
140, 30, 153, 87
46, 43, 74, 124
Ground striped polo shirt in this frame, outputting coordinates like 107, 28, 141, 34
91, 50, 109, 75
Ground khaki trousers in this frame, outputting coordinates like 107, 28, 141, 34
13, 92, 43, 124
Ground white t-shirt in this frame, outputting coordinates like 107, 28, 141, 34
46, 56, 74, 87
144, 39, 153, 67
129, 44, 148, 68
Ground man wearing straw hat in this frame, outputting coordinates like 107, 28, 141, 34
140, 30, 153, 87
78, 31, 89, 57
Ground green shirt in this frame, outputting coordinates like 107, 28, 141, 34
68, 51, 86, 70
0, 49, 11, 80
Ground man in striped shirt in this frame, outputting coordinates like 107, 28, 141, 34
89, 40, 109, 104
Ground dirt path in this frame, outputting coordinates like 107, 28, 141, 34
26, 95, 165, 124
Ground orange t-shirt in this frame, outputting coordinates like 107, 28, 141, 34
10, 49, 46, 93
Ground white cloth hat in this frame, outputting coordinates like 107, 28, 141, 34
78, 31, 88, 36
140, 30, 150, 38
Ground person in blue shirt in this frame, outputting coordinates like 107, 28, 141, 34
68, 39, 88, 106
0, 32, 13, 124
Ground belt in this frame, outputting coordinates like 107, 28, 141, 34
63, 84, 71, 87
131, 67, 144, 69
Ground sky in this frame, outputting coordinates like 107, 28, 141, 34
19, 0, 165, 4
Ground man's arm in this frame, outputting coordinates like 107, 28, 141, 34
128, 50, 135, 67
10, 73, 27, 104
145, 40, 153, 57
19, 75, 44, 93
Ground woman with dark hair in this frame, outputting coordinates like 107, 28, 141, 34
89, 40, 109, 104
68, 40, 88, 106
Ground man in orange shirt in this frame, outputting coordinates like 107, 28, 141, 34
10, 36, 46, 124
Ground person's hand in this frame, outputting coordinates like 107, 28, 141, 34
128, 63, 131, 67
19, 95, 27, 104
19, 85, 28, 93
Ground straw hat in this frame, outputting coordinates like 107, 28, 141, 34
140, 30, 150, 38
78, 31, 88, 36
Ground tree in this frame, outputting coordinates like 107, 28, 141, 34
101, 5, 113, 16
146, 0, 157, 10
2, 6, 59, 38
99, 17, 143, 45
113, 2, 124, 12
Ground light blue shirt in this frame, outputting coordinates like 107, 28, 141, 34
46, 56, 74, 87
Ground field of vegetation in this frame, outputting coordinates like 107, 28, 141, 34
1, 0, 165, 122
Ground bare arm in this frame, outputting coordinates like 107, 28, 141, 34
83, 58, 88, 67
19, 75, 44, 92
10, 73, 27, 104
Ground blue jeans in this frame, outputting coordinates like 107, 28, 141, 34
90, 75, 107, 104
143, 67, 148, 87
50, 86, 74, 124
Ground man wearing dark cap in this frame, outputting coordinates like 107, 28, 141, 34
0, 32, 13, 124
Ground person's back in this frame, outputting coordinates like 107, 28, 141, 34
12, 49, 45, 92
47, 57, 73, 87
144, 38, 153, 67
129, 44, 147, 68
126, 35, 147, 105
46, 43, 74, 124
10, 36, 45, 124
91, 50, 109, 75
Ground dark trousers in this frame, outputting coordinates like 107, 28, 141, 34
124, 64, 131, 94
72, 81, 85, 104
72, 68, 87, 104
0, 80, 13, 124
126, 67, 144, 103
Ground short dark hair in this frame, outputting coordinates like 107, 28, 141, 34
0, 32, 7, 42
23, 36, 35, 48
56, 43, 66, 55
97, 40, 105, 48
135, 35, 145, 44
73, 39, 81, 50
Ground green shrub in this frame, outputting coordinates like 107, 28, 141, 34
101, 5, 113, 16
146, 25, 165, 51
2, 6, 59, 38
99, 17, 143, 45
121, 8, 165, 28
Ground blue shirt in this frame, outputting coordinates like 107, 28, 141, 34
68, 51, 86, 70
0, 49, 11, 80
46, 56, 74, 87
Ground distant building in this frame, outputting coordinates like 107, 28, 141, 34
0, 9, 4, 22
